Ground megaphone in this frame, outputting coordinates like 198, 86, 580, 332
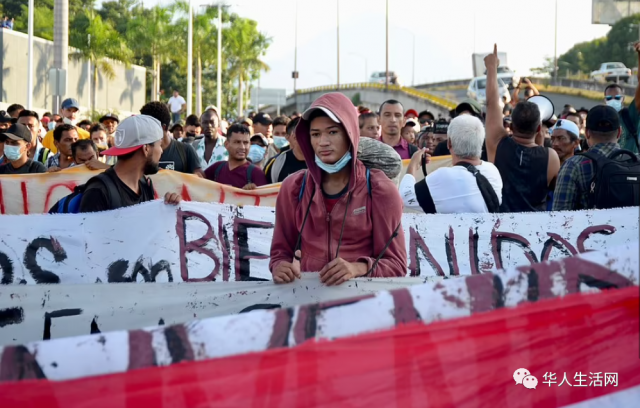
527, 95, 555, 123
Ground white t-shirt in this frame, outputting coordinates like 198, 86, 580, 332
400, 161, 503, 214
168, 96, 186, 113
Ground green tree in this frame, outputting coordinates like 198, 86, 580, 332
69, 10, 133, 111
126, 5, 174, 101
224, 15, 271, 116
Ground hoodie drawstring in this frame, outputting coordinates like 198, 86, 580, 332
334, 192, 353, 259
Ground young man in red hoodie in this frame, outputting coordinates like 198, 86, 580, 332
270, 93, 407, 285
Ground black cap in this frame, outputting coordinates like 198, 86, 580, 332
434, 119, 449, 134
1, 123, 33, 143
0, 110, 11, 123
99, 113, 120, 123
586, 105, 620, 133
170, 121, 184, 131
577, 107, 589, 114
253, 112, 273, 126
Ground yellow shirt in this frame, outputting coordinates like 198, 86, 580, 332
42, 127, 91, 154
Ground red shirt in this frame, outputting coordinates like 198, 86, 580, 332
204, 161, 268, 189
392, 137, 411, 160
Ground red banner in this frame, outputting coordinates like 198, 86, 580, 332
1, 287, 638, 408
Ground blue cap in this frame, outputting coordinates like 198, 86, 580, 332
61, 98, 80, 110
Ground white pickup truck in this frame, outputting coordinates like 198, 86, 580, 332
590, 62, 632, 83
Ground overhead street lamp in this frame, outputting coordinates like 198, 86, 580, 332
27, 0, 34, 108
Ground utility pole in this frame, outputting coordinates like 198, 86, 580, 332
187, 0, 193, 115
337, 0, 340, 88
27, 0, 34, 109
385, 0, 389, 91
53, 0, 69, 113
217, 3, 222, 112
553, 0, 558, 82
294, 0, 298, 112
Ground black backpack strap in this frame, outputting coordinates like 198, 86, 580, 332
94, 173, 123, 209
413, 178, 437, 214
455, 162, 501, 213
246, 164, 255, 184
175, 141, 187, 169
213, 162, 225, 182
619, 108, 640, 151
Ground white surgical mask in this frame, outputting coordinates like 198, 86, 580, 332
3, 145, 23, 161
47, 122, 56, 131
272, 136, 289, 149
606, 99, 623, 112
315, 151, 352, 174
247, 145, 266, 163
63, 117, 78, 126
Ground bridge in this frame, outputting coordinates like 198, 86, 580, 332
264, 76, 625, 118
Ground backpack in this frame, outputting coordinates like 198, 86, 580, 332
36, 147, 52, 165
213, 162, 255, 184
49, 173, 153, 214
619, 108, 640, 152
580, 149, 640, 209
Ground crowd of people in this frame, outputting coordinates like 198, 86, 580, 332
1, 42, 639, 283
1, 16, 14, 30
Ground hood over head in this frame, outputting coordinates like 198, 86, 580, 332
296, 92, 360, 189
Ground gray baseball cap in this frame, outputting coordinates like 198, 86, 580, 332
101, 115, 163, 156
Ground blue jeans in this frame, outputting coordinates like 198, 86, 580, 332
172, 112, 181, 124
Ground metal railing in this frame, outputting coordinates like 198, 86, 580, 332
291, 82, 457, 110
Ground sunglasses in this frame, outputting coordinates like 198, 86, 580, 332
605, 95, 623, 101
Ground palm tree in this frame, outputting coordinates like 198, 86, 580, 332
126, 5, 174, 101
70, 9, 133, 111
224, 17, 271, 116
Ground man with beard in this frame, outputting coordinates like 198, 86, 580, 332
79, 115, 181, 213
42, 98, 91, 153
193, 106, 227, 169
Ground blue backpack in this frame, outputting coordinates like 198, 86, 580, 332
49, 173, 123, 214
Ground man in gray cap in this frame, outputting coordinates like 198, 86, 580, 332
42, 98, 91, 153
78, 115, 181, 213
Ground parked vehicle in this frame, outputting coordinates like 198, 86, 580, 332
369, 71, 400, 86
590, 62, 632, 83
484, 66, 520, 89
467, 76, 511, 106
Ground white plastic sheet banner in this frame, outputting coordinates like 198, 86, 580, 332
0, 201, 637, 284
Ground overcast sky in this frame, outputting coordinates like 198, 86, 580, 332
140, 0, 612, 93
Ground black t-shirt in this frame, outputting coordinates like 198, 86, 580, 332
0, 159, 46, 174
159, 140, 201, 174
265, 150, 307, 183
494, 137, 549, 212
79, 167, 155, 213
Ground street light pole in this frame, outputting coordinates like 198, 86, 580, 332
385, 0, 389, 91
553, 0, 558, 82
27, 0, 34, 109
217, 3, 222, 112
294, 0, 298, 112
187, 0, 193, 115
337, 0, 340, 88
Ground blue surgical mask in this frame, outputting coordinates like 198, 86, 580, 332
48, 122, 56, 131
606, 99, 623, 112
272, 136, 289, 149
248, 144, 266, 163
315, 151, 352, 174
3, 145, 23, 161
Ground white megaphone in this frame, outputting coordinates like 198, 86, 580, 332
527, 95, 555, 123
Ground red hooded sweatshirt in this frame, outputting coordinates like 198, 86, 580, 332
269, 93, 407, 277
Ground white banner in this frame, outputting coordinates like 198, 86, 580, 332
0, 202, 637, 284
0, 243, 637, 382
0, 276, 425, 346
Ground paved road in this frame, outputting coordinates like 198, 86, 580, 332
431, 89, 602, 114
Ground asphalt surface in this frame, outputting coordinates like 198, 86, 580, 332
431, 89, 602, 114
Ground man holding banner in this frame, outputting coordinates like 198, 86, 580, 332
270, 93, 406, 285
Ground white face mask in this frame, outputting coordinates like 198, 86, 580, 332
63, 117, 77, 126
606, 99, 623, 112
